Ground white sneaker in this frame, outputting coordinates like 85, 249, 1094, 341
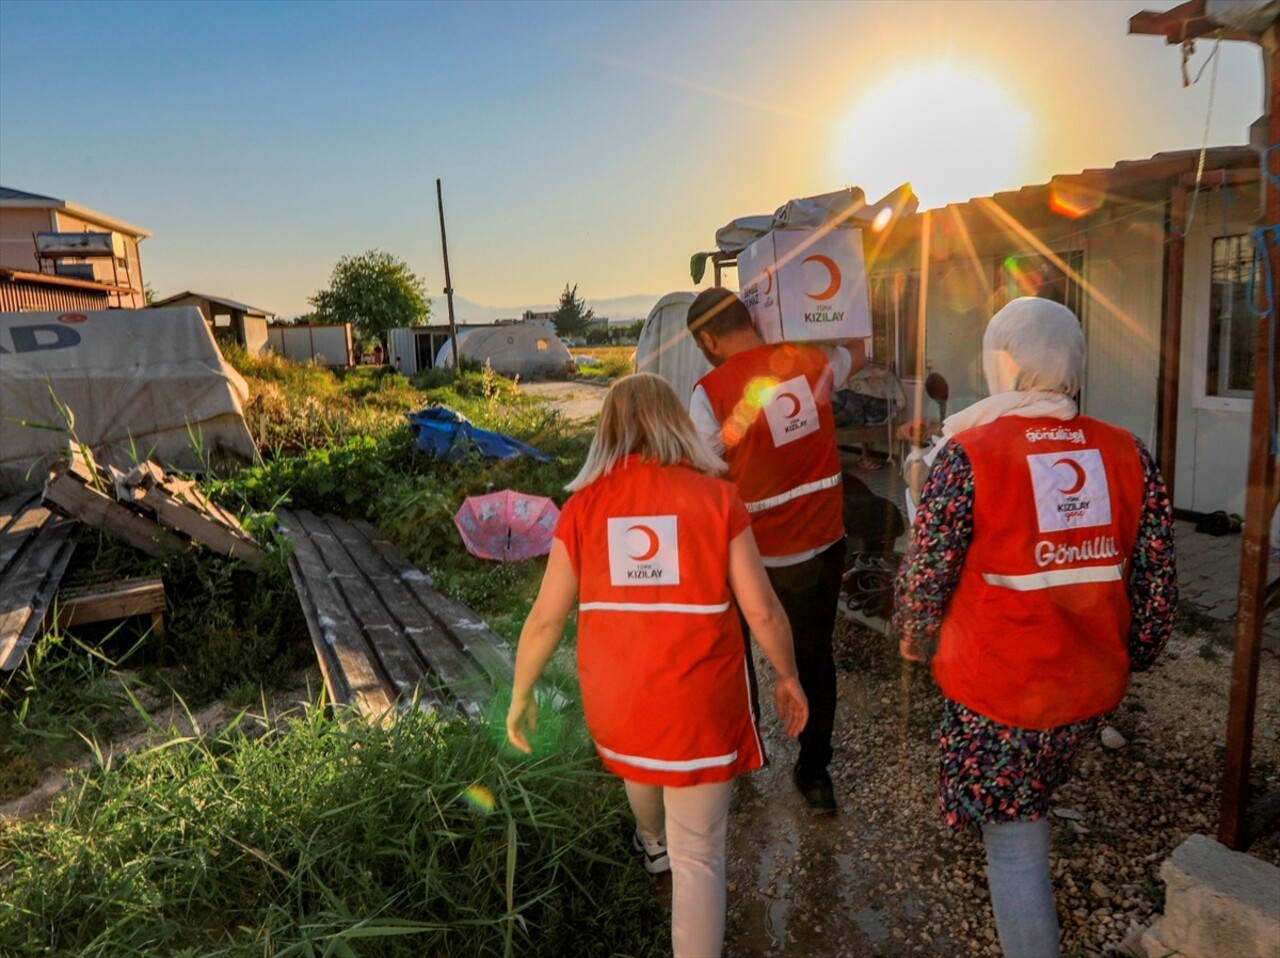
632, 828, 670, 874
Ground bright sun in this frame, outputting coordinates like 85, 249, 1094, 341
833, 65, 1031, 210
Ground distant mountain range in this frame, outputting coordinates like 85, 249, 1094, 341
427, 293, 662, 326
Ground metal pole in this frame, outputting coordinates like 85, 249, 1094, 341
436, 178, 459, 368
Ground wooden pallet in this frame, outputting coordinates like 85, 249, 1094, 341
43, 450, 185, 557
42, 447, 261, 567
113, 461, 263, 568
277, 509, 517, 722
0, 492, 77, 671
52, 575, 166, 638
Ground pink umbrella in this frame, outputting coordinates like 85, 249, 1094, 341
453, 490, 561, 562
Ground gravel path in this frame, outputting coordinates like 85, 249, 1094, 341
718, 618, 1280, 957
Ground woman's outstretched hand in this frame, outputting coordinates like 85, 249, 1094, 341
773, 675, 809, 738
506, 692, 538, 754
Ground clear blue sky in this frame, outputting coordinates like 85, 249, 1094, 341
0, 0, 1262, 319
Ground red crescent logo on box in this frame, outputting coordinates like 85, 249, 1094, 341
802, 255, 841, 301
1053, 458, 1087, 495
626, 524, 660, 561
763, 267, 774, 296
58, 313, 88, 324
776, 391, 801, 418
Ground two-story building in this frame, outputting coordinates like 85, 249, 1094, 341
0, 186, 150, 311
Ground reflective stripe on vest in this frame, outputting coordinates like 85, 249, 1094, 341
743, 472, 842, 514
981, 561, 1126, 591
579, 601, 732, 614
596, 743, 739, 772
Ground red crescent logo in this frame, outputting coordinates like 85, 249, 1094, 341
777, 391, 801, 418
627, 524, 660, 562
802, 255, 841, 301
58, 313, 88, 324
1053, 458, 1087, 496
763, 267, 774, 296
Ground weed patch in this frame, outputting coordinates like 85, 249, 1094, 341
0, 704, 664, 957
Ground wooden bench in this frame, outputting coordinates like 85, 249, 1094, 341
277, 509, 518, 722
0, 492, 77, 671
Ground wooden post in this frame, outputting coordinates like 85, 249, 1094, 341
1157, 182, 1187, 499
436, 178, 459, 368
1219, 23, 1280, 849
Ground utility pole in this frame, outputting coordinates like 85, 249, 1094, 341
436, 178, 459, 368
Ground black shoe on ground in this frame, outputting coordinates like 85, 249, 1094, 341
792, 762, 838, 814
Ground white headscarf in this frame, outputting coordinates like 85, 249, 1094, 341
908, 298, 1084, 511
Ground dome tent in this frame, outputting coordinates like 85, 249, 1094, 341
633, 291, 711, 410
434, 323, 572, 380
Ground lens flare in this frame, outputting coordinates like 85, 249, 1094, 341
1048, 177, 1106, 219
464, 783, 497, 815
723, 375, 780, 449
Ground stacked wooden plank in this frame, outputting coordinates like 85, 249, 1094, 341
277, 509, 517, 722
43, 447, 263, 568
52, 573, 167, 638
0, 493, 77, 671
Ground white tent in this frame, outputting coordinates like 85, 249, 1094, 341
433, 323, 572, 380
633, 292, 712, 410
0, 308, 259, 490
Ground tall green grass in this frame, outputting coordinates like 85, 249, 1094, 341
0, 702, 664, 957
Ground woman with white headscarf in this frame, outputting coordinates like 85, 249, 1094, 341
892, 297, 1178, 958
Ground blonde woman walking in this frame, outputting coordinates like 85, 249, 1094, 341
507, 373, 808, 957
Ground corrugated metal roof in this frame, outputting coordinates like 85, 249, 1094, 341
954, 145, 1257, 210
150, 290, 275, 316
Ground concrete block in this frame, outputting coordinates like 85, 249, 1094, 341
1141, 919, 1188, 957
1157, 834, 1280, 958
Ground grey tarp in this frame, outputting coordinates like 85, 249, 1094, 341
633, 292, 711, 410
0, 308, 259, 490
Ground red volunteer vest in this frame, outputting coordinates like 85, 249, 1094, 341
696, 343, 844, 559
555, 456, 763, 786
932, 416, 1144, 729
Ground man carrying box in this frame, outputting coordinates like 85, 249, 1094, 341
686, 286, 864, 813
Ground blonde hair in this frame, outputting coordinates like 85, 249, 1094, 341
566, 373, 726, 491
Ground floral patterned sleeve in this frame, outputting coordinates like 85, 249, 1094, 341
1126, 437, 1178, 672
892, 441, 975, 657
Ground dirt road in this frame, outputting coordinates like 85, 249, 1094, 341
517, 379, 609, 423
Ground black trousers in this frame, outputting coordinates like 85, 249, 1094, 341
741, 538, 845, 772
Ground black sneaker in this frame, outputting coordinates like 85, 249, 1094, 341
792, 762, 838, 814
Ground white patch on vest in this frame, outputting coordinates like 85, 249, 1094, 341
762, 374, 819, 447
607, 515, 680, 586
1026, 449, 1112, 532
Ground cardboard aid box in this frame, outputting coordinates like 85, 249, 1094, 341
737, 228, 872, 343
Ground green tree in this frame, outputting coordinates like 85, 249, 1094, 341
309, 250, 430, 347
552, 283, 594, 341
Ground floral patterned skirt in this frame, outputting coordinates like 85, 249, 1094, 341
938, 697, 1101, 832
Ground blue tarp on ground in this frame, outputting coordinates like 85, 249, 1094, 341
406, 407, 550, 463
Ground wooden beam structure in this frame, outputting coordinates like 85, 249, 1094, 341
1218, 23, 1280, 850
1129, 0, 1254, 43
1157, 181, 1187, 501
1132, 3, 1279, 850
